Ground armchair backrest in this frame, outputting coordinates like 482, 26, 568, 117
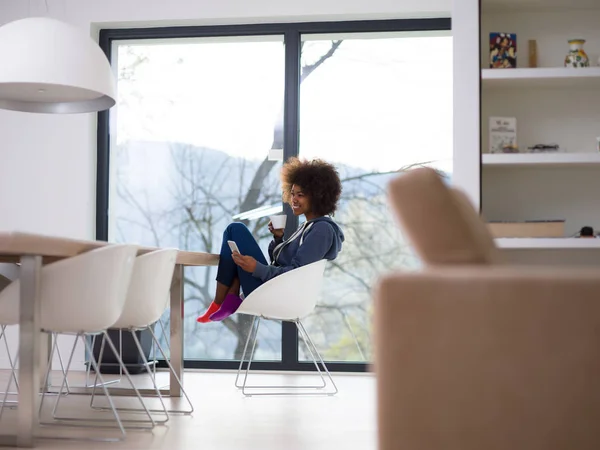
388, 167, 502, 265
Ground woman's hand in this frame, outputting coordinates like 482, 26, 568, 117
232, 252, 257, 273
268, 221, 284, 239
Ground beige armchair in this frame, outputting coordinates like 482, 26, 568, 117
374, 168, 600, 450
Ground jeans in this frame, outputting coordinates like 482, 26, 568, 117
215, 222, 268, 297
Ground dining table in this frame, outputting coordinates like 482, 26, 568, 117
0, 231, 219, 447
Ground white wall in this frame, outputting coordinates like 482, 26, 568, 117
451, 0, 481, 208
0, 0, 451, 369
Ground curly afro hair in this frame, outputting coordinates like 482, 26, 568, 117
280, 157, 342, 216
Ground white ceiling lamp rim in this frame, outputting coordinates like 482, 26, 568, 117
0, 81, 116, 102
0, 96, 115, 114
0, 17, 116, 114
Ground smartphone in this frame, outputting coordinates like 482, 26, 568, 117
227, 240, 240, 254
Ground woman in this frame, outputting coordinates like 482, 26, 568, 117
197, 157, 344, 323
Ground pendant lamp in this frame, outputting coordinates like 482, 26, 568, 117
0, 17, 116, 114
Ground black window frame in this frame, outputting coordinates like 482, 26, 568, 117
96, 17, 451, 373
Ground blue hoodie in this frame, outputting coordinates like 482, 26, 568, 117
252, 216, 345, 283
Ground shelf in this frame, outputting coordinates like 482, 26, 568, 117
483, 0, 600, 13
496, 238, 600, 249
482, 68, 600, 89
483, 0, 600, 12
482, 152, 600, 168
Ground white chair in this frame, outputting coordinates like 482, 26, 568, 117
0, 263, 21, 401
0, 244, 154, 441
234, 259, 337, 396
90, 248, 193, 416
0, 264, 71, 401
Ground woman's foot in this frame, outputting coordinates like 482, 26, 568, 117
209, 294, 243, 322
197, 301, 220, 323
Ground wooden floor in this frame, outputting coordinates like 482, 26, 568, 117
0, 370, 376, 449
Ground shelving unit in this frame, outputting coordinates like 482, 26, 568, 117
496, 238, 600, 250
482, 152, 600, 168
483, 0, 599, 13
482, 67, 600, 89
480, 0, 600, 253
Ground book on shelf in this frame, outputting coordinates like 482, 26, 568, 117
489, 117, 517, 153
487, 220, 564, 238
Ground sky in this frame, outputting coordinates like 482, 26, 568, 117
113, 31, 453, 175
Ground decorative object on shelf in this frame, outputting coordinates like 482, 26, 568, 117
596, 137, 600, 152
564, 39, 590, 68
527, 144, 560, 152
578, 226, 595, 238
490, 33, 517, 68
502, 144, 519, 153
528, 40, 538, 68
598, 56, 600, 67
527, 144, 560, 153
489, 117, 517, 153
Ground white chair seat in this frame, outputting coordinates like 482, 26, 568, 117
236, 260, 327, 321
234, 259, 337, 396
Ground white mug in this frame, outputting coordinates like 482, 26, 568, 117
270, 215, 287, 229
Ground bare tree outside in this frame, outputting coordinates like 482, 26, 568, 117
109, 33, 452, 362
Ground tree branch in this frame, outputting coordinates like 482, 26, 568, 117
301, 40, 343, 83
340, 162, 435, 184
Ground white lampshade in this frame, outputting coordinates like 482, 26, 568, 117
0, 17, 116, 114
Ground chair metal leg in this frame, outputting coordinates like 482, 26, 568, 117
235, 316, 258, 389
0, 325, 19, 407
44, 333, 79, 419
297, 320, 338, 395
240, 318, 261, 396
82, 331, 159, 427
238, 318, 338, 396
147, 325, 194, 414
39, 333, 127, 442
1, 325, 18, 393
0, 330, 70, 420
84, 333, 120, 389
340, 310, 366, 361
151, 319, 170, 386
38, 332, 72, 417
0, 349, 19, 421
52, 333, 71, 394
48, 332, 155, 431
87, 333, 121, 397
90, 328, 169, 422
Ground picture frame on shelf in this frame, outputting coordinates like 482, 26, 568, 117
490, 32, 517, 69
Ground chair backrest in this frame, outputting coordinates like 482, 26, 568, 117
388, 167, 503, 266
0, 244, 138, 332
236, 259, 327, 321
112, 248, 178, 329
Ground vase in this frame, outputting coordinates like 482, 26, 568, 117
564, 39, 590, 68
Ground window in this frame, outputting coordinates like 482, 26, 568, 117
97, 19, 452, 371
108, 36, 285, 362
299, 32, 453, 362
